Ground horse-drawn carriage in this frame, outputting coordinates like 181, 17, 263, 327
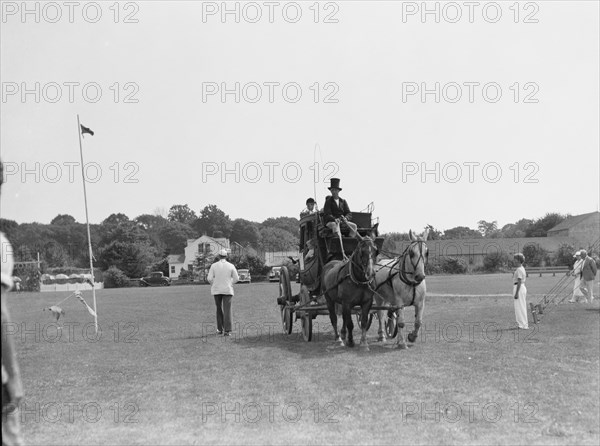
276, 207, 430, 349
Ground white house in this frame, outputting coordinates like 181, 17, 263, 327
167, 235, 231, 279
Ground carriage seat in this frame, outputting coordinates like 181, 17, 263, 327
317, 212, 377, 238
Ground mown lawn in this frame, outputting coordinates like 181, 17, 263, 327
6, 274, 599, 445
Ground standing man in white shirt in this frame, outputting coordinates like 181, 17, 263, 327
207, 249, 239, 336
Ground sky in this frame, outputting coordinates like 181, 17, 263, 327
1, 1, 599, 234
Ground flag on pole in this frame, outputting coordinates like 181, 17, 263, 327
80, 124, 94, 136
74, 291, 97, 317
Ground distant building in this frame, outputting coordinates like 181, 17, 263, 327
167, 235, 230, 278
387, 211, 599, 271
547, 211, 600, 247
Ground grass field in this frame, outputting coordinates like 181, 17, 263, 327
6, 274, 600, 445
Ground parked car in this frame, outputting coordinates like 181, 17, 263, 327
140, 271, 171, 287
238, 269, 251, 284
268, 267, 282, 282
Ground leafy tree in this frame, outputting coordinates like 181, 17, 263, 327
440, 257, 468, 274
477, 220, 499, 238
522, 243, 551, 267
231, 219, 260, 247
259, 227, 299, 252
97, 241, 158, 277
134, 214, 168, 231
102, 213, 131, 226
0, 218, 19, 240
498, 218, 533, 238
193, 204, 233, 238
526, 213, 569, 237
194, 247, 215, 282
425, 224, 443, 240
168, 204, 198, 225
148, 257, 169, 276
261, 217, 299, 237
443, 226, 482, 239
158, 221, 196, 253
554, 244, 576, 267
42, 240, 70, 267
50, 214, 77, 225
482, 251, 511, 272
103, 266, 130, 288
229, 252, 269, 276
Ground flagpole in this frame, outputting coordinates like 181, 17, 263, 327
77, 114, 98, 334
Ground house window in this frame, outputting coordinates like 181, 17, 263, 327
170, 266, 175, 273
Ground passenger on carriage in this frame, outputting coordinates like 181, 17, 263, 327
300, 198, 317, 218
323, 178, 358, 238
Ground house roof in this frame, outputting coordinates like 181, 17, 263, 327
548, 212, 599, 233
186, 235, 230, 249
167, 254, 185, 264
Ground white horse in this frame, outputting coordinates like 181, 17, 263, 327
372, 229, 429, 349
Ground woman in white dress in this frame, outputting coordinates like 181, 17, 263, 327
568, 251, 586, 303
512, 253, 528, 329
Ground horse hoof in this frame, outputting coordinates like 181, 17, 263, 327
347, 341, 355, 348
407, 334, 417, 343
395, 343, 407, 350
377, 335, 385, 342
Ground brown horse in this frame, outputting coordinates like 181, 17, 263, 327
321, 225, 379, 350
372, 229, 429, 349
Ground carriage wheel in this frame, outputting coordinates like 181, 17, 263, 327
385, 314, 398, 339
281, 306, 293, 334
355, 313, 374, 331
301, 314, 313, 342
279, 266, 294, 334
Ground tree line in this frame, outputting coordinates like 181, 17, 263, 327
0, 207, 572, 280
0, 204, 300, 279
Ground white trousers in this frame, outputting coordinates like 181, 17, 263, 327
513, 284, 528, 329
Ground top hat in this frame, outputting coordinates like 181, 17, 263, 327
328, 178, 342, 191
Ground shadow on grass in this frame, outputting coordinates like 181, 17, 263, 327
231, 326, 419, 358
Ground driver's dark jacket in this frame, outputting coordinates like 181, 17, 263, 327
323, 196, 352, 224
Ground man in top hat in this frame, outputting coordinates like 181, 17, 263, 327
206, 249, 239, 336
323, 178, 358, 258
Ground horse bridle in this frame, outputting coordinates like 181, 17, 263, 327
374, 241, 428, 305
337, 238, 377, 287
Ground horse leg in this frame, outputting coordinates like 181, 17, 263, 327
337, 303, 347, 341
359, 305, 370, 351
343, 306, 354, 347
326, 298, 342, 344
395, 307, 407, 349
377, 310, 386, 342
408, 301, 424, 343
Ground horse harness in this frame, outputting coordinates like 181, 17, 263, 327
373, 241, 427, 307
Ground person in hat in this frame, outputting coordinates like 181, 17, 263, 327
323, 178, 358, 257
1, 160, 25, 445
568, 251, 586, 303
579, 249, 597, 303
512, 253, 528, 329
206, 249, 239, 336
300, 198, 317, 218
